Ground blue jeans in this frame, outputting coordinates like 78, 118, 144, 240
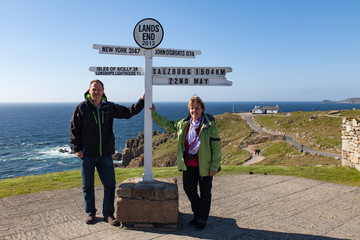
80, 155, 116, 217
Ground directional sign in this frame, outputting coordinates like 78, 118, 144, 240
153, 67, 232, 77
133, 18, 164, 49
91, 19, 233, 182
153, 77, 232, 86
92, 44, 200, 59
89, 67, 144, 76
93, 44, 145, 56
152, 48, 201, 58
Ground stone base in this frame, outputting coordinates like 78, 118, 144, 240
116, 177, 179, 229
120, 213, 181, 231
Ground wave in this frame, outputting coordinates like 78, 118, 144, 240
37, 146, 73, 158
25, 165, 48, 173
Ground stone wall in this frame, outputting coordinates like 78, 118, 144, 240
116, 177, 179, 230
341, 118, 360, 171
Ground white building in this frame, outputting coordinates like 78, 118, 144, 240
252, 105, 279, 114
252, 105, 263, 114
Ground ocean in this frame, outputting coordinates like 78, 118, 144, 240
0, 101, 359, 180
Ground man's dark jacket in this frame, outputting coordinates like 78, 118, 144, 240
70, 92, 144, 157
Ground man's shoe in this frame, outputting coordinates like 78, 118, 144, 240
104, 215, 120, 226
85, 215, 96, 225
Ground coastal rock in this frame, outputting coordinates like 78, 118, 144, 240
329, 110, 340, 115
119, 131, 177, 168
338, 97, 360, 104
112, 152, 122, 160
58, 147, 77, 154
58, 148, 69, 153
121, 132, 145, 167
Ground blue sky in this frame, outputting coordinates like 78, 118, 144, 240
0, 0, 359, 103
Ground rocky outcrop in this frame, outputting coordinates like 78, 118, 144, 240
120, 130, 175, 168
339, 98, 360, 104
321, 97, 360, 104
121, 132, 145, 167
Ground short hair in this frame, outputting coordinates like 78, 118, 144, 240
188, 95, 205, 111
89, 79, 104, 89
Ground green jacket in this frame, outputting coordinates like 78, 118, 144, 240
152, 111, 222, 176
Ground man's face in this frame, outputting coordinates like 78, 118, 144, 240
189, 102, 203, 121
89, 82, 104, 102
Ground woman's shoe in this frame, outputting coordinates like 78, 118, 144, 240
189, 218, 198, 226
195, 222, 206, 230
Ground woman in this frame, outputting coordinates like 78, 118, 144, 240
150, 96, 222, 230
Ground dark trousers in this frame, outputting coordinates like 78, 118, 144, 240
183, 166, 213, 223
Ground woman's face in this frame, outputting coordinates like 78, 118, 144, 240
189, 102, 204, 121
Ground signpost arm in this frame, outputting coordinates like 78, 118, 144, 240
142, 49, 154, 182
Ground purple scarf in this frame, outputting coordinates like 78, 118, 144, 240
187, 116, 204, 154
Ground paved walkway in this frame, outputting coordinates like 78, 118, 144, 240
242, 147, 265, 165
236, 113, 342, 159
1, 174, 360, 239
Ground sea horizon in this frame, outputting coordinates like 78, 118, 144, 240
0, 100, 358, 104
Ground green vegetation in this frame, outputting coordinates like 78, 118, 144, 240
2, 165, 360, 198
152, 133, 178, 167
215, 113, 253, 164
256, 141, 340, 167
218, 165, 360, 187
0, 167, 181, 198
1, 110, 360, 198
337, 109, 360, 118
254, 109, 360, 154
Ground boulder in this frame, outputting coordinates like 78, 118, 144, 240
112, 152, 122, 160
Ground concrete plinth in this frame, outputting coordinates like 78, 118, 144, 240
116, 177, 179, 230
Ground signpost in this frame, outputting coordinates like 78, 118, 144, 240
89, 66, 144, 76
90, 18, 232, 182
133, 18, 164, 49
93, 44, 145, 56
153, 48, 201, 58
152, 67, 232, 77
92, 44, 201, 59
153, 77, 232, 86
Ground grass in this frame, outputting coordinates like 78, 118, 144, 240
219, 165, 360, 186
254, 109, 360, 154
255, 139, 341, 167
0, 167, 181, 198
255, 111, 343, 153
152, 133, 178, 166
215, 113, 254, 164
2, 165, 360, 199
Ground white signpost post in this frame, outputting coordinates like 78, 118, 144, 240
90, 18, 232, 182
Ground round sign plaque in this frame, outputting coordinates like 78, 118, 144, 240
133, 18, 164, 49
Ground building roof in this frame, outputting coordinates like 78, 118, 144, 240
262, 105, 279, 110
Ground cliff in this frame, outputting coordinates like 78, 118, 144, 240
321, 98, 360, 104
338, 98, 360, 104
118, 130, 177, 168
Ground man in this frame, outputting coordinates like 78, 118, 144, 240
70, 80, 144, 226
